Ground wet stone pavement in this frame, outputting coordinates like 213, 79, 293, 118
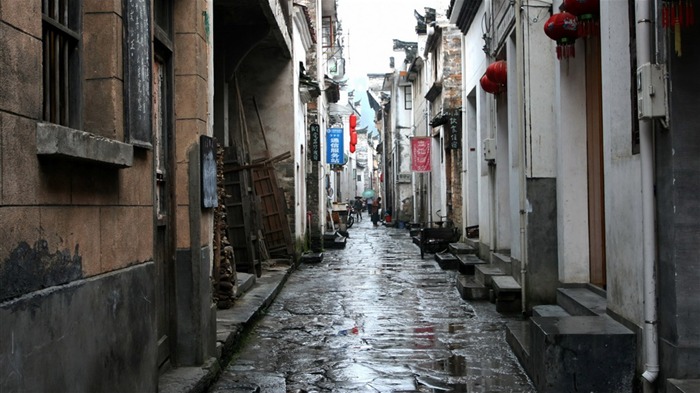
210, 218, 536, 393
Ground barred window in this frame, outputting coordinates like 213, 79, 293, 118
404, 86, 412, 110
42, 0, 81, 128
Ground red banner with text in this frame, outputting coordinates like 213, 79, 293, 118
411, 137, 431, 172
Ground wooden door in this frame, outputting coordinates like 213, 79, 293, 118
154, 57, 175, 370
586, 36, 606, 288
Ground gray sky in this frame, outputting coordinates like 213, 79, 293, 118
337, 0, 450, 131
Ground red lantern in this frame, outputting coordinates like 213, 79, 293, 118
486, 60, 507, 86
562, 0, 600, 37
349, 113, 357, 128
480, 74, 501, 95
350, 144, 356, 153
544, 12, 579, 59
350, 130, 357, 145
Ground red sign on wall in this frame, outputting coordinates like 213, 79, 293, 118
411, 137, 431, 172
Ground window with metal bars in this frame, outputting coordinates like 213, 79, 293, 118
42, 0, 81, 128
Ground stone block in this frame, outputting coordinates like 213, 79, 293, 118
175, 32, 207, 76
176, 205, 192, 249
557, 287, 606, 316
456, 274, 488, 300
506, 321, 532, 377
0, 24, 42, 118
434, 252, 459, 270
84, 78, 124, 139
456, 254, 485, 275
83, 13, 122, 79
39, 206, 101, 277
118, 154, 153, 206
1, 114, 40, 205
667, 379, 700, 393
36, 123, 134, 168
175, 75, 208, 121
530, 316, 636, 393
448, 242, 476, 254
475, 264, 505, 286
100, 206, 153, 273
532, 305, 570, 318
0, 0, 41, 37
0, 207, 41, 260
84, 0, 121, 14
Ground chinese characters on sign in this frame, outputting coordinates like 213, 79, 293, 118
326, 128, 344, 165
447, 110, 461, 149
411, 137, 431, 172
309, 123, 321, 161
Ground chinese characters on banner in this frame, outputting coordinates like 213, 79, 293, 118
411, 137, 431, 172
447, 110, 461, 149
309, 123, 321, 161
326, 128, 344, 164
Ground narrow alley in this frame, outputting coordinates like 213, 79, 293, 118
209, 219, 535, 392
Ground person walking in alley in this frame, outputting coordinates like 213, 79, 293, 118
371, 197, 381, 227
353, 197, 363, 221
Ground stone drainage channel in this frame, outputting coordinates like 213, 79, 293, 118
210, 218, 536, 392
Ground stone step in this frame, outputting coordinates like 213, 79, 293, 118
455, 254, 486, 275
505, 321, 532, 378
532, 304, 570, 318
463, 237, 479, 249
448, 242, 476, 255
530, 315, 636, 393
491, 275, 522, 313
434, 252, 460, 270
324, 236, 346, 249
492, 252, 512, 275
456, 274, 489, 300
300, 252, 323, 264
474, 264, 505, 286
667, 379, 700, 393
557, 287, 607, 316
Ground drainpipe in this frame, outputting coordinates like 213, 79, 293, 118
514, 0, 528, 315
636, 0, 659, 386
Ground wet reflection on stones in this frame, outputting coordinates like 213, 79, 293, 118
210, 220, 535, 393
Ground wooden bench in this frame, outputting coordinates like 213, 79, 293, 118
419, 227, 459, 259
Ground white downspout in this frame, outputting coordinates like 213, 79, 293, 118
514, 0, 528, 315
635, 0, 659, 386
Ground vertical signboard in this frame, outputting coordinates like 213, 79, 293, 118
124, 0, 153, 148
309, 123, 321, 161
447, 110, 461, 149
326, 128, 344, 165
411, 137, 432, 172
200, 135, 218, 208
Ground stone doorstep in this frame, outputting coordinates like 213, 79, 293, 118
531, 304, 570, 318
474, 264, 505, 286
557, 287, 607, 316
236, 273, 256, 294
491, 275, 521, 294
448, 242, 476, 254
667, 379, 700, 393
456, 274, 489, 300
456, 254, 486, 275
300, 252, 324, 264
491, 252, 512, 275
505, 320, 532, 378
434, 252, 460, 270
529, 315, 636, 393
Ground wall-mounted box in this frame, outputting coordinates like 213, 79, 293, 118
483, 138, 496, 162
637, 63, 668, 120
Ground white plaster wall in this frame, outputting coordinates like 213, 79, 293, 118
523, 0, 557, 179
507, 36, 521, 260
555, 27, 590, 283
292, 24, 307, 241
599, 1, 643, 325
458, 2, 491, 247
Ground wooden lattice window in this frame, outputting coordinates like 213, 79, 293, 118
42, 0, 81, 128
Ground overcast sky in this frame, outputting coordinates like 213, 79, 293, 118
337, 0, 450, 130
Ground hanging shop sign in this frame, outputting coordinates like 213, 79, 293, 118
446, 110, 462, 150
326, 127, 344, 165
411, 137, 432, 172
309, 123, 321, 162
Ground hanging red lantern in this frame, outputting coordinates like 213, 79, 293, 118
562, 0, 600, 37
480, 74, 501, 95
350, 130, 357, 145
662, 0, 694, 57
544, 12, 579, 60
350, 144, 356, 153
349, 113, 357, 128
485, 60, 507, 86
